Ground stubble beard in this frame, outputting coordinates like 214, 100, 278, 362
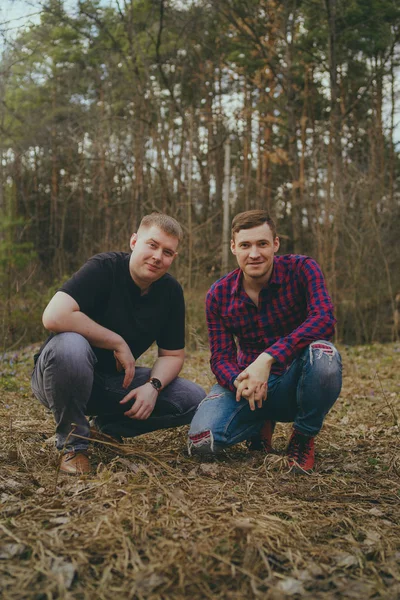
244, 261, 273, 282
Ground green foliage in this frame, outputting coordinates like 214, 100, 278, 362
0, 218, 36, 273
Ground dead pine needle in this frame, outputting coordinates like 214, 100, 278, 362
0, 343, 399, 598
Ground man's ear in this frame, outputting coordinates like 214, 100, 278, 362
274, 237, 280, 253
230, 239, 236, 256
130, 233, 138, 251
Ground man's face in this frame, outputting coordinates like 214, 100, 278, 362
231, 223, 280, 282
129, 225, 178, 288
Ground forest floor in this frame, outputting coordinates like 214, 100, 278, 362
0, 343, 399, 599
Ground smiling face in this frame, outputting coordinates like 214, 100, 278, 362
129, 225, 179, 290
231, 223, 280, 285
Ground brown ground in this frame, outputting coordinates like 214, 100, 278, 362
0, 343, 399, 599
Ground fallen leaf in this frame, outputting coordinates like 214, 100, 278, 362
50, 558, 76, 589
364, 530, 381, 546
44, 435, 56, 445
368, 507, 384, 517
115, 458, 141, 473
134, 572, 165, 593
233, 518, 253, 530
334, 552, 358, 568
1, 493, 14, 502
297, 569, 312, 581
200, 463, 219, 477
335, 580, 373, 598
0, 543, 26, 559
277, 577, 305, 596
307, 562, 324, 577
343, 463, 361, 473
1, 479, 23, 492
342, 533, 357, 543
49, 517, 70, 525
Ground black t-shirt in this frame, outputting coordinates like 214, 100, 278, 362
38, 252, 185, 374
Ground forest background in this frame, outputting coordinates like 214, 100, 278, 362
1, 0, 400, 353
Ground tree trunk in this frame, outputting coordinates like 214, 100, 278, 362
221, 136, 231, 276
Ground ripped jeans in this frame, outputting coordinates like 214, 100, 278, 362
188, 341, 342, 454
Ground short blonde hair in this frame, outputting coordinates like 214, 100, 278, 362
139, 212, 183, 242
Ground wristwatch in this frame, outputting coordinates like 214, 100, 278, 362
148, 377, 162, 393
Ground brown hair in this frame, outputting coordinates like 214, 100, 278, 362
139, 212, 183, 242
231, 210, 277, 239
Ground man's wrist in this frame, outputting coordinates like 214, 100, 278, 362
231, 373, 241, 387
258, 352, 275, 366
147, 377, 162, 393
113, 336, 128, 352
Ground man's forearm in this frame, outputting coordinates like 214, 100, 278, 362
150, 354, 184, 388
257, 352, 276, 369
44, 309, 126, 352
266, 314, 335, 367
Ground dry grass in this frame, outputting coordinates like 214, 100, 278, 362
0, 343, 399, 599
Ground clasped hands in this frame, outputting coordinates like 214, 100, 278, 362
234, 353, 275, 411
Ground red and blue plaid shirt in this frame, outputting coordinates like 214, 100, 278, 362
206, 254, 336, 391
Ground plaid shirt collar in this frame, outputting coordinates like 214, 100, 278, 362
232, 256, 283, 297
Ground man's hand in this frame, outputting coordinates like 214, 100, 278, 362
113, 343, 136, 388
119, 383, 158, 420
234, 353, 275, 410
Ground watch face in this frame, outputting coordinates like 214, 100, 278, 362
150, 377, 162, 391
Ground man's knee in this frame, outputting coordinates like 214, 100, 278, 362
307, 340, 342, 394
43, 333, 96, 374
308, 341, 341, 370
188, 391, 230, 455
188, 429, 226, 455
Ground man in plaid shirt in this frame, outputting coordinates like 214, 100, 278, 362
188, 210, 342, 472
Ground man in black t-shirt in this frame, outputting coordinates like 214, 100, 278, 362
31, 213, 206, 474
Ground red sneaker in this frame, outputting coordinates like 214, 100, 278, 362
246, 420, 276, 453
287, 429, 315, 473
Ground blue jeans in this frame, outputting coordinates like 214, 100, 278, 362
31, 332, 206, 452
188, 341, 342, 454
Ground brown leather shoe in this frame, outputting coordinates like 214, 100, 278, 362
60, 451, 91, 475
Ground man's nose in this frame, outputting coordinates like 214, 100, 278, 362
153, 248, 163, 261
249, 245, 260, 258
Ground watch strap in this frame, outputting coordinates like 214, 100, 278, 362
147, 377, 162, 393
